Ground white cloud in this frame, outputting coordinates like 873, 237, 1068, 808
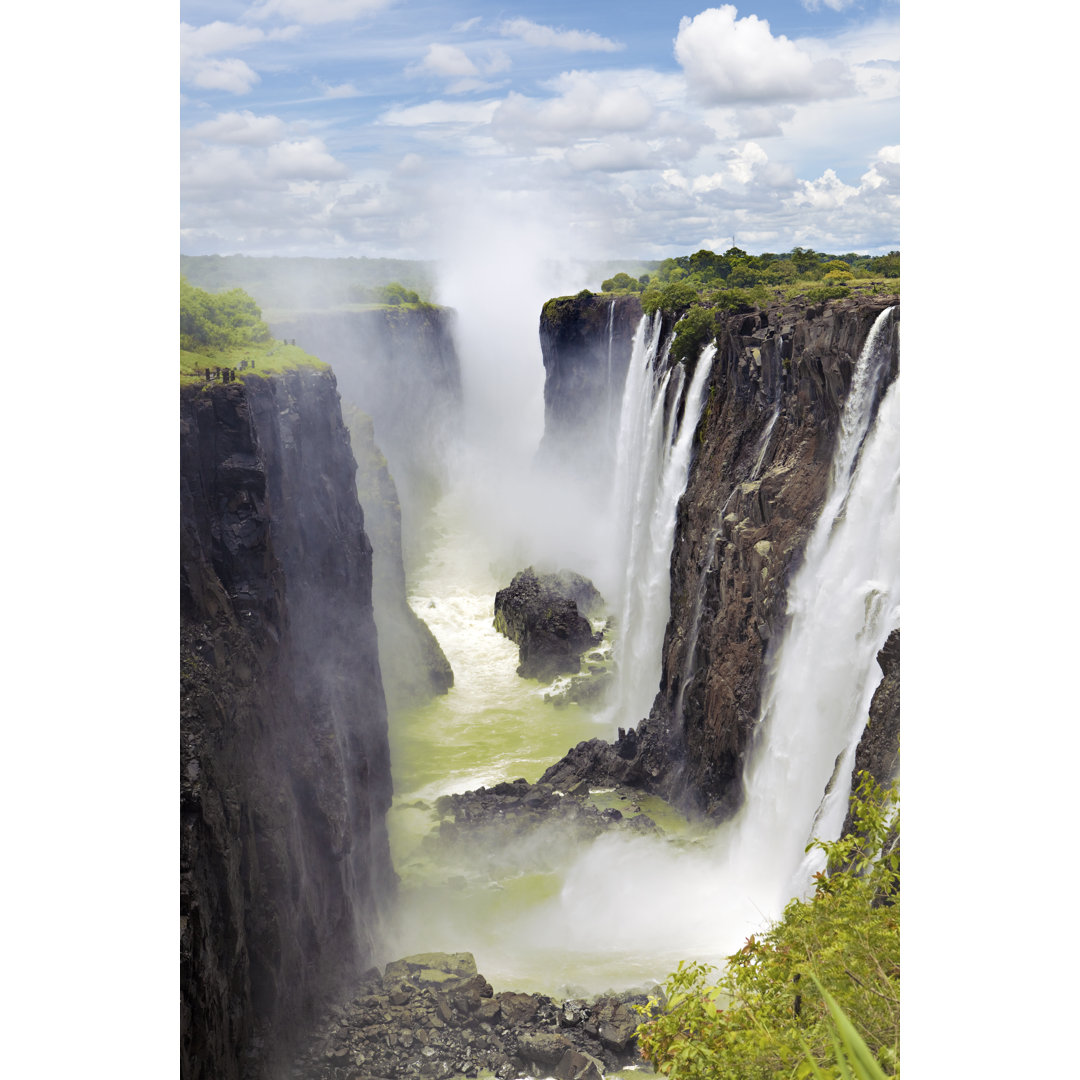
564, 137, 658, 173
498, 17, 623, 53
190, 57, 261, 94
265, 137, 349, 179
790, 168, 858, 209
316, 79, 360, 98
675, 6, 852, 104
801, 0, 858, 11
247, 0, 395, 24
410, 43, 479, 79
379, 99, 500, 126
180, 20, 300, 95
189, 110, 287, 145
452, 17, 482, 33
490, 72, 654, 147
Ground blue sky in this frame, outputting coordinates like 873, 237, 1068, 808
180, 1, 900, 259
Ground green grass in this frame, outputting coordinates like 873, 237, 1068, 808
180, 339, 329, 385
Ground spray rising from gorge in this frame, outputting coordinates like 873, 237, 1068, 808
374, 266, 900, 995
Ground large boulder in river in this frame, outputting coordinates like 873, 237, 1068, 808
493, 568, 603, 681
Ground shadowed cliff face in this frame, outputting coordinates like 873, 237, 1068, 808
180, 370, 395, 1080
268, 308, 462, 571
536, 293, 643, 483
342, 405, 454, 711
538, 295, 900, 819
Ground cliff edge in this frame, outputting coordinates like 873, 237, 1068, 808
180, 368, 395, 1080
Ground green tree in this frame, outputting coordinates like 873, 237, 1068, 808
180, 277, 271, 352
670, 304, 717, 363
791, 247, 822, 275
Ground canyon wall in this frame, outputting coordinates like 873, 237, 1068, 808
539, 294, 900, 819
343, 404, 454, 711
536, 293, 643, 484
180, 369, 395, 1080
269, 307, 462, 570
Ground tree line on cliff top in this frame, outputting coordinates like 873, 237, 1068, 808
588, 247, 899, 365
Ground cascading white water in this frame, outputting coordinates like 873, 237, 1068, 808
605, 315, 717, 730
724, 306, 900, 911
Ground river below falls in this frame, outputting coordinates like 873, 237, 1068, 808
381, 490, 772, 1008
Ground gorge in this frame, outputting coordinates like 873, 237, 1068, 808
180, 269, 899, 1080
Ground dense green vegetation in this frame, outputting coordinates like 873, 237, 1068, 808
180, 277, 327, 382
181, 276, 273, 352
596, 246, 899, 319
636, 773, 899, 1079
348, 280, 435, 307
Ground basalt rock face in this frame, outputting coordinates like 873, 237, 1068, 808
180, 370, 396, 1080
343, 405, 453, 710
844, 629, 901, 828
493, 568, 602, 682
537, 293, 643, 479
270, 307, 462, 570
539, 295, 900, 819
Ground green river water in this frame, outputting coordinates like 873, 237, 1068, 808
381, 493, 733, 1018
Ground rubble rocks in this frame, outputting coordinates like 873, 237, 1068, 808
289, 953, 656, 1080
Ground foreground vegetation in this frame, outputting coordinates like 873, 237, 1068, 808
636, 773, 899, 1078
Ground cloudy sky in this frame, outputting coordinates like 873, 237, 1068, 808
180, 0, 899, 259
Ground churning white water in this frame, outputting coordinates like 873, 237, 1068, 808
605, 317, 716, 732
384, 304, 899, 1003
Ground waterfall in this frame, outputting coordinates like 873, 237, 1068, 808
725, 306, 899, 911
606, 315, 717, 730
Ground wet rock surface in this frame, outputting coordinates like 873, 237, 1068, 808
537, 295, 901, 820
290, 953, 654, 1080
427, 778, 659, 858
493, 568, 604, 682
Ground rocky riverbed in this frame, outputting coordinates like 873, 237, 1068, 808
289, 952, 658, 1080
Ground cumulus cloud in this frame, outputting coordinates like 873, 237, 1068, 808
490, 71, 654, 148
406, 44, 512, 93
498, 17, 623, 53
190, 57, 261, 94
247, 0, 395, 24
410, 43, 479, 79
675, 6, 852, 104
189, 110, 287, 145
180, 20, 300, 95
266, 137, 348, 179
315, 79, 360, 98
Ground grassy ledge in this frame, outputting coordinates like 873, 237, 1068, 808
180, 341, 329, 386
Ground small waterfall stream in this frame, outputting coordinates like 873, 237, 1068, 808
605, 315, 716, 731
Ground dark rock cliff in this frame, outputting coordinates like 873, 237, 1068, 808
269, 307, 462, 570
180, 369, 396, 1080
539, 295, 900, 819
493, 568, 603, 682
537, 293, 643, 481
343, 405, 453, 710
